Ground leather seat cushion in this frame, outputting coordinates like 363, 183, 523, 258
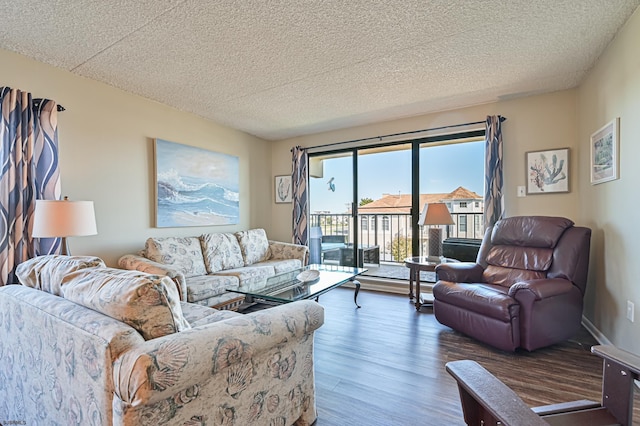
433, 281, 519, 322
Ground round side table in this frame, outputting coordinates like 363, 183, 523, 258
404, 256, 454, 311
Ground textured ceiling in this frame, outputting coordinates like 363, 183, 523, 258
2, 1, 639, 140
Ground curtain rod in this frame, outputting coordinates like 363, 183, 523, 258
33, 98, 65, 112
298, 116, 506, 151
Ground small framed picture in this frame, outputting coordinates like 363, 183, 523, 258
526, 148, 570, 194
590, 118, 619, 185
274, 175, 292, 203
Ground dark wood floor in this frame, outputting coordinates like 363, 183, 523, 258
312, 287, 640, 426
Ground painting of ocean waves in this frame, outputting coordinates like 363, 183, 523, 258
155, 139, 239, 227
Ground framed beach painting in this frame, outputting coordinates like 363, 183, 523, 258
590, 118, 619, 185
526, 148, 569, 194
154, 139, 239, 227
274, 175, 292, 203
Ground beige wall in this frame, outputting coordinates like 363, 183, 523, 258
577, 7, 640, 353
271, 90, 581, 242
2, 48, 272, 266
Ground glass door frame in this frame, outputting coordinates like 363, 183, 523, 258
309, 129, 485, 268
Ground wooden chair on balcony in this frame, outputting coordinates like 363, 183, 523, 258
445, 345, 640, 426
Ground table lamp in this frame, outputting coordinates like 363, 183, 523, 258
32, 197, 97, 255
418, 203, 454, 260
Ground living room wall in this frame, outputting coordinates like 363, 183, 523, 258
1, 48, 272, 266
271, 89, 581, 241
577, 7, 640, 354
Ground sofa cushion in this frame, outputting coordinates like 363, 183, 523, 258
180, 301, 241, 327
62, 268, 190, 340
184, 274, 239, 303
215, 264, 276, 287
433, 281, 518, 322
235, 228, 271, 266
200, 232, 244, 273
15, 254, 106, 295
255, 258, 303, 274
144, 237, 207, 278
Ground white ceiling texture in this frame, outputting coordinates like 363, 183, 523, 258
2, 1, 639, 140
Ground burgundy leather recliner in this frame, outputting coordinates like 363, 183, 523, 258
433, 216, 591, 352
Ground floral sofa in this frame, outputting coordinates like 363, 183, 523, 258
119, 228, 308, 310
0, 255, 324, 425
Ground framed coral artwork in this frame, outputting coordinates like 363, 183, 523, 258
526, 148, 569, 194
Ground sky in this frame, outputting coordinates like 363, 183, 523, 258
310, 141, 484, 213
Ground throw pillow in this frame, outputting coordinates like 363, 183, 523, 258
62, 268, 190, 340
144, 236, 207, 278
200, 232, 245, 273
15, 254, 106, 296
235, 228, 270, 266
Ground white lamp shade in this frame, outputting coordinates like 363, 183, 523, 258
32, 199, 97, 238
418, 203, 454, 226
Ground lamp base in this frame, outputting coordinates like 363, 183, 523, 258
61, 237, 70, 255
428, 227, 443, 258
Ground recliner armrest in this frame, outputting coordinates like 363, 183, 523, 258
508, 278, 575, 300
435, 262, 484, 283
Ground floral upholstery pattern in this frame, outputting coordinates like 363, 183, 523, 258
62, 268, 190, 340
185, 273, 239, 303
119, 230, 309, 309
15, 254, 106, 295
180, 302, 241, 327
215, 264, 277, 288
112, 300, 324, 425
118, 254, 187, 301
235, 228, 271, 266
201, 232, 244, 273
268, 240, 309, 265
0, 283, 324, 426
0, 285, 145, 425
144, 237, 207, 278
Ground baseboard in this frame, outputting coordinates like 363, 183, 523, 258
580, 315, 613, 346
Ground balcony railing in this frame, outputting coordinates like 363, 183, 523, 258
310, 212, 484, 264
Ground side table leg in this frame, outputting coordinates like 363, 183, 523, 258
408, 267, 415, 300
352, 279, 361, 308
414, 274, 422, 311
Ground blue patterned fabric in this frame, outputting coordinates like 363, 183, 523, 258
485, 116, 504, 229
0, 87, 61, 286
292, 146, 308, 246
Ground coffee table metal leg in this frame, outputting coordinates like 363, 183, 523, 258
352, 279, 361, 308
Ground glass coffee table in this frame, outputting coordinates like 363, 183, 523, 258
227, 264, 366, 308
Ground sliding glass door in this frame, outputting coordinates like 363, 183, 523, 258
308, 132, 485, 280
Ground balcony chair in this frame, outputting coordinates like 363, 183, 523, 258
446, 345, 640, 426
433, 216, 591, 351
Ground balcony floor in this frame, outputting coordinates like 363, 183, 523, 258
361, 262, 436, 282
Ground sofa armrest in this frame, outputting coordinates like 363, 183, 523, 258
118, 254, 187, 301
268, 240, 309, 265
508, 278, 575, 300
435, 262, 484, 283
113, 300, 324, 407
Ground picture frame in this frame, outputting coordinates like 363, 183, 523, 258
154, 139, 240, 227
274, 175, 292, 203
526, 147, 570, 194
590, 118, 619, 185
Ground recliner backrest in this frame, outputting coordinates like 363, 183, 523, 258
477, 216, 583, 288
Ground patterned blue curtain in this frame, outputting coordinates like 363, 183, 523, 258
484, 115, 504, 229
291, 146, 308, 247
0, 87, 61, 286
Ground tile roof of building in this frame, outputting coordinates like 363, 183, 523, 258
358, 186, 481, 214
